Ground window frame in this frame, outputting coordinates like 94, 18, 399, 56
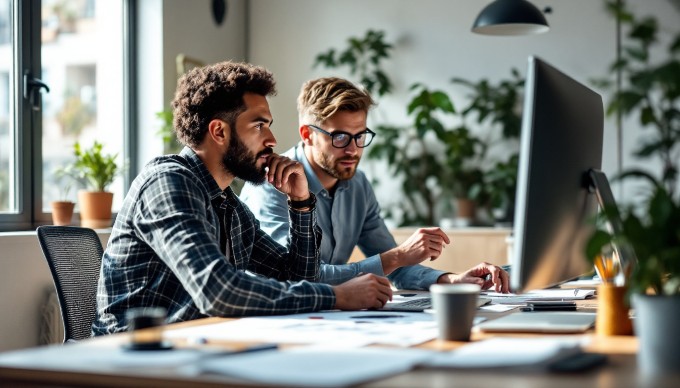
0, 0, 136, 232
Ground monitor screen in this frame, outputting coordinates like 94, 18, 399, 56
511, 56, 604, 293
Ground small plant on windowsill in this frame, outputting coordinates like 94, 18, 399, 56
72, 141, 121, 229
50, 165, 77, 226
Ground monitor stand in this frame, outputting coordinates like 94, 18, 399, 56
587, 169, 637, 277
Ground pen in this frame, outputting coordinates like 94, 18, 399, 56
189, 337, 278, 354
235, 343, 278, 354
349, 314, 405, 319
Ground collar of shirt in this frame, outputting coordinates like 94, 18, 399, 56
179, 146, 227, 202
293, 142, 350, 197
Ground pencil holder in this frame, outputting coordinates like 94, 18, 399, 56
596, 284, 633, 336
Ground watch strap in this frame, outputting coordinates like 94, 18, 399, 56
288, 192, 316, 210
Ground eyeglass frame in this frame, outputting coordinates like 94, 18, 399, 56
307, 124, 376, 148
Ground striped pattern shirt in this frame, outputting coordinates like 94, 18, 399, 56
92, 147, 335, 335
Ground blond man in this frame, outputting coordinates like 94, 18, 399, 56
241, 77, 509, 291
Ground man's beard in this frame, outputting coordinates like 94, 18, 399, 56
317, 153, 359, 181
221, 132, 273, 185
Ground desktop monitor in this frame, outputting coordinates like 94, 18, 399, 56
511, 56, 604, 293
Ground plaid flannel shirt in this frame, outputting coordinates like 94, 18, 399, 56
92, 147, 335, 336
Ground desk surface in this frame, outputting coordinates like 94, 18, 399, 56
0, 304, 676, 388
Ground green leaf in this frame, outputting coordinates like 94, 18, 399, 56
72, 141, 120, 191
429, 91, 455, 113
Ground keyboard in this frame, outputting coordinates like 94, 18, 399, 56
381, 296, 491, 312
381, 297, 432, 312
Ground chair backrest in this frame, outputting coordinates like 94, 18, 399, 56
36, 226, 104, 343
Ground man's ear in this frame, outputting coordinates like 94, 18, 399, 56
207, 119, 230, 146
300, 124, 312, 146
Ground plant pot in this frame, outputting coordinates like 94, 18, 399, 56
50, 201, 75, 226
455, 198, 476, 226
632, 294, 680, 375
78, 190, 114, 229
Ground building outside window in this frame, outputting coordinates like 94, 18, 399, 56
0, 0, 130, 230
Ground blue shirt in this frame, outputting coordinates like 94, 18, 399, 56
240, 142, 445, 290
93, 147, 335, 335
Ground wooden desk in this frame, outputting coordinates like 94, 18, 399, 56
0, 311, 675, 387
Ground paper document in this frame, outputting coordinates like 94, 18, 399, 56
481, 289, 595, 304
195, 347, 434, 387
166, 311, 438, 347
560, 277, 602, 288
424, 337, 586, 369
0, 344, 225, 371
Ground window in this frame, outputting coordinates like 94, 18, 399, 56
0, 0, 13, 214
0, 0, 133, 231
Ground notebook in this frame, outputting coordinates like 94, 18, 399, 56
477, 312, 596, 333
381, 294, 491, 312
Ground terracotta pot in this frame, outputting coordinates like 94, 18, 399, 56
455, 198, 477, 226
78, 190, 114, 229
50, 201, 75, 226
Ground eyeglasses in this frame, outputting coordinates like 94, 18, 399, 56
307, 124, 376, 148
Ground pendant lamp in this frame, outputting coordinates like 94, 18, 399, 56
472, 0, 549, 36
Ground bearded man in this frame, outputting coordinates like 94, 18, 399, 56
93, 65, 393, 336
241, 77, 509, 291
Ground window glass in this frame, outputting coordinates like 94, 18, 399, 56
41, 0, 124, 210
0, 0, 13, 212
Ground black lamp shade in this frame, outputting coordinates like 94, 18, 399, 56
472, 0, 549, 36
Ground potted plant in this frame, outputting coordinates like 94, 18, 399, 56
586, 0, 680, 374
313, 29, 393, 97
439, 125, 487, 225
586, 173, 680, 373
450, 69, 524, 225
72, 141, 120, 229
50, 165, 77, 226
479, 154, 519, 226
368, 84, 459, 226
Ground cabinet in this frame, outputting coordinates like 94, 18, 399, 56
349, 227, 512, 274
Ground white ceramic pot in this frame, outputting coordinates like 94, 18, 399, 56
632, 294, 680, 375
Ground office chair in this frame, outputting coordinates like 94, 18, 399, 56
36, 226, 104, 343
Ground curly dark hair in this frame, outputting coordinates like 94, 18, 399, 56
171, 61, 277, 148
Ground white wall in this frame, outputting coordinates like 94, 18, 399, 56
136, 0, 249, 169
0, 233, 54, 352
0, 232, 109, 352
247, 0, 679, 205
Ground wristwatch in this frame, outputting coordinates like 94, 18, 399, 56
288, 192, 316, 210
